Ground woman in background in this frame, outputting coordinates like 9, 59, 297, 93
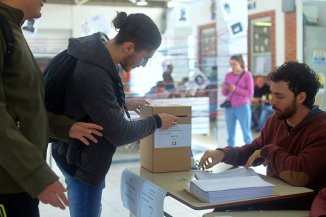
221, 54, 254, 146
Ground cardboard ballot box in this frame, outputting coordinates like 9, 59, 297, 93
140, 105, 192, 173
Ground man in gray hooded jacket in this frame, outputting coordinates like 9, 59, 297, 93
51, 11, 178, 217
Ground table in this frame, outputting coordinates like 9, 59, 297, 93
203, 210, 310, 217
128, 166, 313, 211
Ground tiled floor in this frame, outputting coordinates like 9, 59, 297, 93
40, 119, 262, 217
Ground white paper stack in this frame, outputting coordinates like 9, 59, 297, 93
194, 167, 258, 180
190, 168, 275, 203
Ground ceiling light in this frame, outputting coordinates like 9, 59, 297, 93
254, 22, 272, 27
136, 0, 148, 6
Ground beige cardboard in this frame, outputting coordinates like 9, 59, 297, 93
140, 105, 192, 172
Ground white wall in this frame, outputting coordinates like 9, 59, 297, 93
165, 0, 212, 35
70, 5, 164, 38
29, 3, 164, 56
297, 0, 326, 61
163, 0, 213, 82
162, 0, 249, 93
248, 0, 276, 14
318, 5, 326, 26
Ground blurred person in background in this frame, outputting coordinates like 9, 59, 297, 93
221, 54, 254, 146
163, 64, 175, 91
252, 75, 273, 132
145, 81, 170, 99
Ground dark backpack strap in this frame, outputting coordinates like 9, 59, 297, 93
0, 14, 14, 67
115, 78, 131, 119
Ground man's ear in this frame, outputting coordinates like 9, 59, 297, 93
122, 42, 135, 55
297, 92, 306, 104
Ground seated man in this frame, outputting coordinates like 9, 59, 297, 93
255, 98, 273, 132
145, 81, 170, 99
199, 61, 326, 210
251, 75, 270, 129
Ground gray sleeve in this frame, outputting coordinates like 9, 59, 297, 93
73, 65, 158, 146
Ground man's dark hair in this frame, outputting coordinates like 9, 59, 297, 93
268, 61, 321, 108
112, 11, 162, 52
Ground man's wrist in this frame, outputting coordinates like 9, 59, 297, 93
153, 114, 162, 128
216, 148, 226, 162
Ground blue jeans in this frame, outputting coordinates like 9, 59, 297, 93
58, 166, 105, 217
256, 105, 274, 131
225, 104, 252, 146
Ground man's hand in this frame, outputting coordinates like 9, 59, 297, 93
125, 98, 149, 113
69, 122, 103, 145
245, 150, 268, 168
37, 181, 69, 210
157, 113, 180, 130
199, 149, 225, 170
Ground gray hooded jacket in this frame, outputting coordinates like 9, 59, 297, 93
52, 32, 159, 186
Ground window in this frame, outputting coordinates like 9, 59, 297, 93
248, 11, 275, 76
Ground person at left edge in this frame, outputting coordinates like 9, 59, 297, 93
51, 11, 179, 217
0, 0, 103, 217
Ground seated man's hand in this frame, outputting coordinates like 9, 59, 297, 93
245, 150, 268, 168
199, 149, 225, 170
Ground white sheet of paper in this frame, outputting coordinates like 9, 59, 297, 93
121, 169, 167, 217
120, 169, 145, 216
194, 167, 257, 180
154, 124, 191, 148
139, 181, 167, 217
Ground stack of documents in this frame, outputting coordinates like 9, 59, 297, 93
190, 168, 275, 203
194, 167, 258, 180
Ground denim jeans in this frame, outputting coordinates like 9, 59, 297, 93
256, 105, 274, 131
58, 165, 105, 217
225, 103, 252, 146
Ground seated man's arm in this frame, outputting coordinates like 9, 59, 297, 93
310, 188, 326, 217
260, 125, 326, 188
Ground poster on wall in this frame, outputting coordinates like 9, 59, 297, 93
313, 48, 326, 64
175, 5, 189, 27
219, 0, 247, 39
81, 14, 111, 36
219, 0, 245, 22
187, 68, 209, 91
248, 0, 257, 10
227, 21, 245, 38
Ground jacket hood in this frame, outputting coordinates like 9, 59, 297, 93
67, 32, 118, 79
293, 105, 326, 130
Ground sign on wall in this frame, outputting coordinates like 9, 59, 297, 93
81, 14, 111, 36
219, 0, 247, 38
175, 5, 190, 27
313, 48, 326, 64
